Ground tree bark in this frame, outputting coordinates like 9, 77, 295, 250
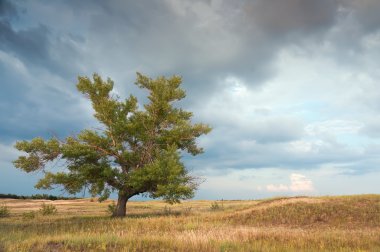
113, 192, 129, 217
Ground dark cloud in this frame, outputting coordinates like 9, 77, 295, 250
2, 0, 380, 197
344, 0, 380, 33
0, 53, 92, 144
0, 0, 17, 19
0, 0, 82, 78
290, 0, 380, 69
62, 0, 342, 101
0, 21, 50, 65
1, 0, 378, 139
243, 117, 304, 144
192, 133, 364, 172
2, 0, 377, 98
18, 1, 276, 98
0, 72, 83, 147
14, 0, 369, 105
0, 0, 92, 144
246, 0, 339, 36
0, 1, 48, 60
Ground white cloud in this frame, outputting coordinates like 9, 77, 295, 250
305, 120, 364, 136
266, 184, 289, 192
265, 173, 314, 192
289, 173, 314, 191
0, 50, 29, 77
0, 142, 21, 164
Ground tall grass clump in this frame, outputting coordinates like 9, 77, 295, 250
210, 201, 224, 211
39, 203, 57, 215
22, 211, 36, 220
0, 204, 10, 217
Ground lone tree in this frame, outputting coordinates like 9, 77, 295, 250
13, 73, 211, 217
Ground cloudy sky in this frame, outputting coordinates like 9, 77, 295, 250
1, 0, 380, 199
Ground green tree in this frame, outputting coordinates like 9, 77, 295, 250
13, 73, 211, 217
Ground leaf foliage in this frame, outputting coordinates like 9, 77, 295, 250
13, 73, 211, 204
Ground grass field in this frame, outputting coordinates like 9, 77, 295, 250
0, 195, 379, 251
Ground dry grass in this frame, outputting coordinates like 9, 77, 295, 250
228, 195, 380, 228
0, 195, 379, 251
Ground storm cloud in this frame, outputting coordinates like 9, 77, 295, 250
1, 0, 380, 198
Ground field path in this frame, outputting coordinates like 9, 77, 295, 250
230, 197, 325, 216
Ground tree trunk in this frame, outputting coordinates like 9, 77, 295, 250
113, 192, 129, 217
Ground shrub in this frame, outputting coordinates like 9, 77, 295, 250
107, 202, 116, 216
0, 204, 10, 217
210, 201, 224, 211
39, 203, 57, 215
22, 211, 36, 220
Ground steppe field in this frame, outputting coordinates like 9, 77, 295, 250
0, 195, 379, 252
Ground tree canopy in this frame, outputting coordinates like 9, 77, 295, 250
13, 73, 211, 216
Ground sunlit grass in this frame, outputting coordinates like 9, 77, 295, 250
0, 195, 379, 251
228, 195, 380, 228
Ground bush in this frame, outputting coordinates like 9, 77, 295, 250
39, 203, 57, 215
210, 201, 224, 211
22, 211, 36, 220
107, 202, 116, 216
0, 204, 10, 217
